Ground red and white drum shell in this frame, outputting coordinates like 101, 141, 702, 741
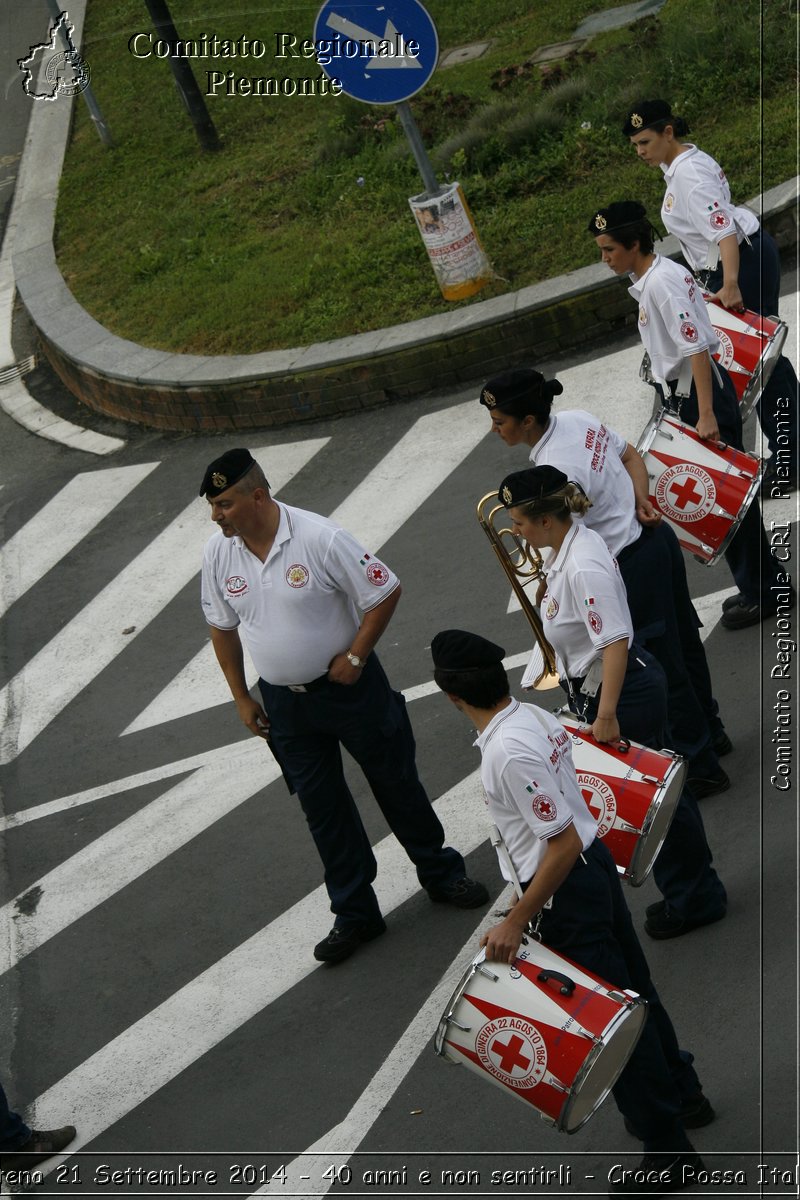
435, 942, 646, 1133
556, 711, 685, 887
636, 409, 764, 565
705, 295, 787, 419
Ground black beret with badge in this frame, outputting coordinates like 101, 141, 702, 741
588, 200, 648, 237
621, 99, 674, 137
199, 448, 257, 497
479, 367, 564, 414
498, 465, 569, 509
431, 629, 506, 672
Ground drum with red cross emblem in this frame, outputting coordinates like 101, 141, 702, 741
704, 295, 788, 418
636, 409, 764, 564
556, 711, 685, 887
435, 941, 646, 1131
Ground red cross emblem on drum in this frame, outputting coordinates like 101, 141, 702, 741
655, 464, 716, 524
579, 772, 617, 837
476, 1017, 548, 1091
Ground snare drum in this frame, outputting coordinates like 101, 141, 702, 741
636, 409, 764, 564
435, 942, 646, 1132
705, 296, 787, 418
557, 711, 684, 887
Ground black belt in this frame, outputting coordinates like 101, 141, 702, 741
285, 672, 330, 694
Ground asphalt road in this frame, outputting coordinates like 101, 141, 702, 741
0, 3, 798, 1195
0, 297, 798, 1198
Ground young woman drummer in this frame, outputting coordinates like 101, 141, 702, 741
498, 464, 727, 941
479, 366, 731, 796
589, 199, 789, 631
623, 99, 798, 494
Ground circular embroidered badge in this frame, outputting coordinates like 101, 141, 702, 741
532, 794, 558, 822
638, 306, 648, 327
655, 464, 716, 524
710, 211, 731, 231
366, 562, 390, 586
286, 564, 310, 588
544, 596, 559, 620
664, 192, 675, 212
225, 575, 248, 595
680, 320, 699, 343
713, 328, 735, 370
587, 609, 603, 634
476, 1017, 548, 1092
579, 773, 617, 837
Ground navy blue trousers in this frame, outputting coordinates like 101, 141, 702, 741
0, 1082, 30, 1150
705, 228, 798, 469
259, 654, 465, 929
539, 840, 699, 1152
667, 366, 781, 606
564, 648, 727, 922
618, 525, 721, 775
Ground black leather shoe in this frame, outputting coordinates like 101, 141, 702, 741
645, 905, 725, 940
687, 767, 730, 799
313, 919, 386, 964
721, 598, 764, 630
427, 876, 489, 908
624, 1093, 715, 1138
609, 1152, 706, 1194
1, 1126, 77, 1170
722, 592, 744, 612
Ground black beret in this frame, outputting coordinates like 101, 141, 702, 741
199, 448, 257, 497
431, 629, 506, 672
479, 367, 563, 414
588, 200, 647, 236
499, 465, 568, 509
621, 99, 673, 137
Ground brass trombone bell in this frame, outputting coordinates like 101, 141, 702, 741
476, 491, 560, 690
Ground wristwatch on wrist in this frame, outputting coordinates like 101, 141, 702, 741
346, 650, 363, 669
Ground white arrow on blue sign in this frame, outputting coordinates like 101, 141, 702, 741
313, 0, 439, 105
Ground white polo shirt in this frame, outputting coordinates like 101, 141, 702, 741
201, 503, 399, 685
541, 524, 633, 680
661, 144, 759, 272
476, 699, 597, 883
628, 254, 718, 389
529, 410, 641, 557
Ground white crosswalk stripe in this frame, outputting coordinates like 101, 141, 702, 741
0, 316, 794, 1187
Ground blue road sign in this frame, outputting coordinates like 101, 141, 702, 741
313, 1, 438, 105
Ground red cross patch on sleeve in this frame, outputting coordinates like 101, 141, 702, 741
532, 794, 557, 822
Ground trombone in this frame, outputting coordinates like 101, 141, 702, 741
476, 491, 560, 690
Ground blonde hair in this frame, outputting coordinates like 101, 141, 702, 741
513, 481, 592, 521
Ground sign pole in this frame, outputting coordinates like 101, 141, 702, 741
395, 100, 439, 196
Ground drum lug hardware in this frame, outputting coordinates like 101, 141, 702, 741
477, 965, 499, 982
445, 1015, 472, 1032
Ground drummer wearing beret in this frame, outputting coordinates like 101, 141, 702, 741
431, 628, 712, 1190
199, 449, 488, 965
623, 99, 798, 495
590, 200, 789, 630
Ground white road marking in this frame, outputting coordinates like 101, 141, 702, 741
27, 771, 492, 1152
123, 399, 491, 734
252, 901, 507, 1197
0, 440, 328, 764
0, 463, 158, 618
0, 740, 281, 974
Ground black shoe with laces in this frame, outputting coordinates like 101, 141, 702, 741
609, 1152, 706, 1195
427, 876, 489, 908
313, 919, 386, 964
687, 766, 730, 800
1, 1126, 77, 1171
